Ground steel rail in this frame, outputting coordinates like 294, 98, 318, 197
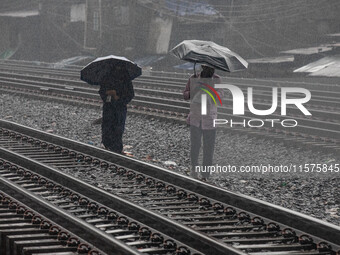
0, 176, 143, 255
1, 68, 339, 107
1, 60, 340, 92
1, 82, 339, 158
1, 78, 340, 141
0, 149, 335, 255
0, 191, 107, 255
0, 147, 244, 255
0, 120, 339, 251
137, 75, 340, 99
1, 61, 340, 98
0, 159, 204, 255
0, 86, 339, 158
1, 73, 339, 118
0, 61, 339, 151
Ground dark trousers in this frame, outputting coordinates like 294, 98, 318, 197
190, 125, 216, 178
102, 103, 127, 153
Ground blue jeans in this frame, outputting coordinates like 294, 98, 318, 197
102, 102, 127, 153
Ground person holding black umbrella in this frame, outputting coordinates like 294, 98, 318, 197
81, 55, 140, 154
98, 67, 134, 154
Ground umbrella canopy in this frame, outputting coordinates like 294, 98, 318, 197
81, 55, 142, 85
170, 40, 248, 72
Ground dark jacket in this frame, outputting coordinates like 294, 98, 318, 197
99, 78, 134, 105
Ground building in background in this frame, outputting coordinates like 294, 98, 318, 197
0, 0, 339, 74
0, 0, 40, 60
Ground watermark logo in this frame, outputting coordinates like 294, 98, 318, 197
202, 84, 311, 116
192, 81, 312, 128
197, 81, 223, 115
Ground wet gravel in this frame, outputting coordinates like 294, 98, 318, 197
1, 93, 339, 226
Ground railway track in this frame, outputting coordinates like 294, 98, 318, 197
1, 61, 340, 111
0, 163, 202, 255
0, 60, 339, 154
0, 131, 204, 254
0, 119, 339, 255
0, 191, 108, 255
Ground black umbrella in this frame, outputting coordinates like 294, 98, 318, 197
170, 40, 248, 72
80, 55, 142, 85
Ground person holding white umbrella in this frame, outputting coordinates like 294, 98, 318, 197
170, 40, 248, 180
183, 64, 222, 180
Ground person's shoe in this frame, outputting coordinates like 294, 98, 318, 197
104, 146, 122, 154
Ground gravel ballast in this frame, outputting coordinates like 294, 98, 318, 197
1, 93, 339, 226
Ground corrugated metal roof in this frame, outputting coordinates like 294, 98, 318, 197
294, 55, 340, 77
280, 46, 333, 55
327, 33, 340, 37
323, 42, 340, 47
0, 10, 39, 18
247, 55, 294, 64
134, 55, 166, 67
